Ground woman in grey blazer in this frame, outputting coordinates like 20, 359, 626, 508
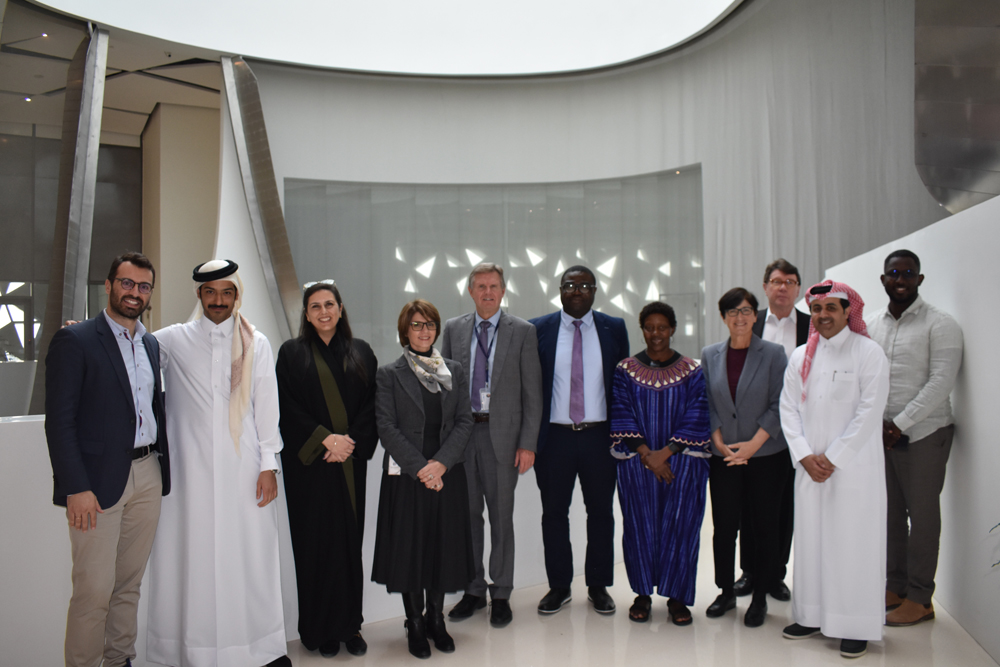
700, 288, 790, 628
372, 299, 475, 659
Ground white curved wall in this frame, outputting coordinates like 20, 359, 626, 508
254, 0, 946, 344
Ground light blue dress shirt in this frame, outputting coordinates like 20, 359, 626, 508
103, 309, 157, 448
550, 309, 606, 423
468, 310, 501, 410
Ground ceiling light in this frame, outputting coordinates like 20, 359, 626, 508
24, 97, 31, 102
41, 33, 48, 37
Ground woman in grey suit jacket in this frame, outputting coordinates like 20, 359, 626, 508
372, 299, 475, 659
701, 288, 790, 628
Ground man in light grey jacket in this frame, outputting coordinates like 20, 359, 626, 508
441, 262, 543, 627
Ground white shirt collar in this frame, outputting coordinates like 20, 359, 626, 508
560, 308, 595, 328
819, 324, 852, 350
765, 307, 795, 323
197, 312, 236, 337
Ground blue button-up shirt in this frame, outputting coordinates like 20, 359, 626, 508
103, 310, 157, 448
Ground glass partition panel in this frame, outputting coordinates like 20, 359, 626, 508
284, 168, 704, 366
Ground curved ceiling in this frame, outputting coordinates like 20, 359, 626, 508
36, 0, 743, 76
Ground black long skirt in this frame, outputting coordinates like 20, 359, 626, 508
371, 462, 475, 593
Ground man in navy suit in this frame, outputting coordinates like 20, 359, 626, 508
530, 265, 629, 615
45, 252, 170, 667
739, 258, 809, 601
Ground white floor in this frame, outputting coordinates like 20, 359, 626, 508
285, 516, 998, 667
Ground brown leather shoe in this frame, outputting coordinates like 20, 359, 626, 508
885, 590, 906, 611
886, 599, 935, 626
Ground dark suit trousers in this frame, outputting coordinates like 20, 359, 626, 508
739, 454, 794, 581
885, 425, 954, 605
535, 423, 617, 588
464, 422, 519, 600
711, 451, 788, 605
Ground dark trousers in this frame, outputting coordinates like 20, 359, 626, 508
739, 454, 794, 581
885, 425, 954, 605
535, 423, 617, 589
711, 451, 789, 604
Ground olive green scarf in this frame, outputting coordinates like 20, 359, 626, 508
298, 342, 357, 518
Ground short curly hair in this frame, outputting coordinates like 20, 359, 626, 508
638, 301, 677, 329
396, 299, 442, 347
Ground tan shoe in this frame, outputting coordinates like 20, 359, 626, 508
885, 589, 906, 611
886, 599, 935, 626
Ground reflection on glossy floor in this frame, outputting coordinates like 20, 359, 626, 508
288, 517, 997, 667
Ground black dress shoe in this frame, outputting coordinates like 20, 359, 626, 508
769, 580, 791, 601
319, 641, 340, 658
265, 656, 292, 667
840, 639, 868, 658
448, 593, 487, 620
782, 623, 821, 639
733, 573, 754, 597
537, 587, 572, 614
706, 593, 737, 618
405, 617, 431, 659
345, 633, 368, 656
587, 587, 616, 614
744, 601, 767, 627
490, 598, 513, 627
425, 612, 456, 652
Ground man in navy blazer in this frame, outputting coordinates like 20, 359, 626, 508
740, 258, 809, 601
45, 252, 170, 667
530, 265, 629, 615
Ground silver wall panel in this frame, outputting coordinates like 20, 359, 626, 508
221, 56, 299, 341
29, 27, 108, 414
914, 0, 1000, 214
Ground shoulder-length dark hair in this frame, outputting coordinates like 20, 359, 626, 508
299, 282, 367, 384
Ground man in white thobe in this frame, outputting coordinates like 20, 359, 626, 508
147, 259, 289, 667
779, 280, 889, 660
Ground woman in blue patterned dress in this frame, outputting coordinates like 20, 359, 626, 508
611, 301, 711, 625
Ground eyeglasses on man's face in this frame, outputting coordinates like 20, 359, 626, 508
560, 282, 596, 294
884, 269, 918, 280
725, 307, 755, 318
409, 321, 438, 331
116, 278, 153, 294
767, 279, 799, 288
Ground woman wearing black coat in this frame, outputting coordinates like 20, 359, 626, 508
276, 281, 378, 658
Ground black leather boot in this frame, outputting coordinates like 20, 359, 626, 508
402, 592, 431, 659
425, 590, 455, 653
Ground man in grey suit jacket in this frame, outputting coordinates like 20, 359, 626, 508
441, 263, 543, 627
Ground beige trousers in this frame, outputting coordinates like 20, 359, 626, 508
65, 453, 162, 667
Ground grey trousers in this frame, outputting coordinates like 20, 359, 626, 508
65, 453, 162, 667
885, 424, 954, 605
464, 422, 519, 600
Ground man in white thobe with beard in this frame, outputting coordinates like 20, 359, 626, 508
779, 280, 889, 660
147, 259, 290, 667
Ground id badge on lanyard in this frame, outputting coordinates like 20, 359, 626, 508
479, 385, 491, 411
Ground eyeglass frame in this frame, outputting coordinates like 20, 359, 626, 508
725, 306, 756, 318
766, 278, 799, 288
115, 277, 153, 294
560, 282, 597, 294
409, 321, 439, 331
